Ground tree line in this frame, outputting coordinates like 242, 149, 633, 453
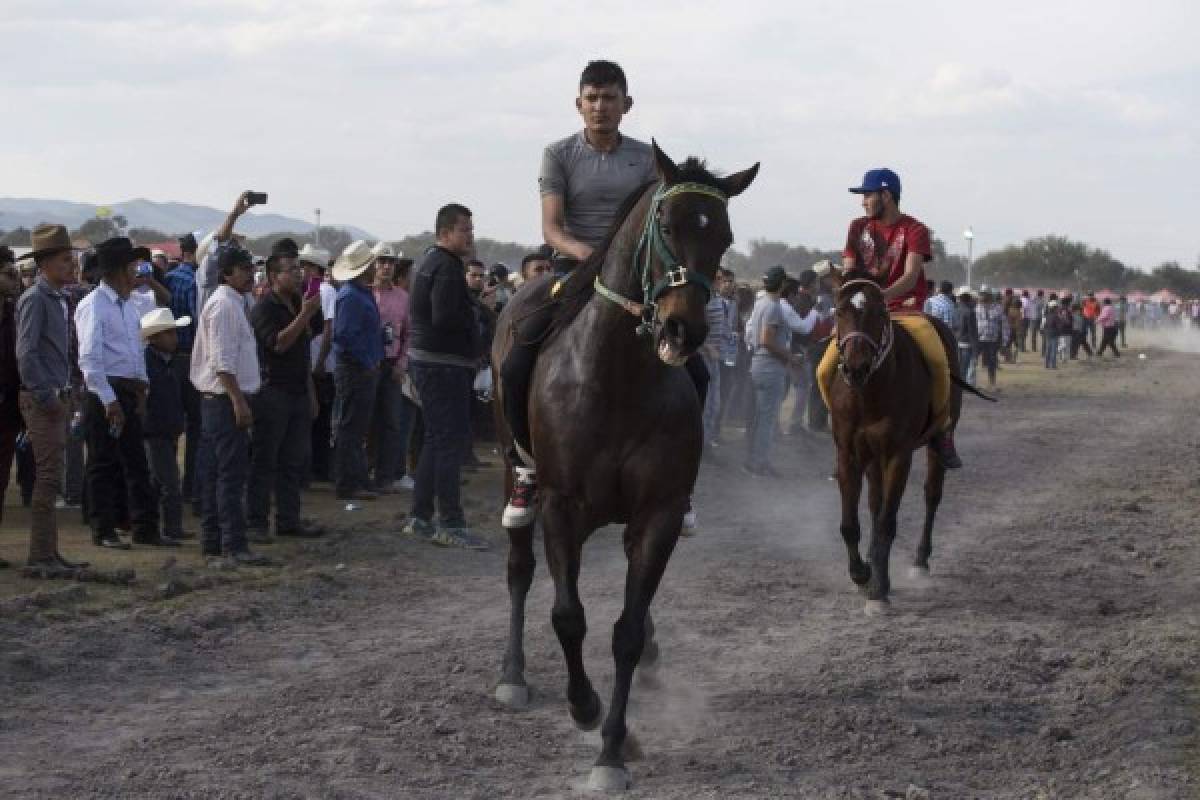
3, 219, 1196, 296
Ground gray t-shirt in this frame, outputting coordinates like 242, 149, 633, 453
747, 294, 789, 375
538, 132, 657, 249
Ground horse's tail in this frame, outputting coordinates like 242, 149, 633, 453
952, 373, 998, 402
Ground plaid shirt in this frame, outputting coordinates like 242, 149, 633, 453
976, 303, 1004, 342
163, 262, 198, 352
927, 293, 957, 328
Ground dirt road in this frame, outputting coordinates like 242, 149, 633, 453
1, 343, 1197, 798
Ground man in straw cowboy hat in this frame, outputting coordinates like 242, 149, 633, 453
75, 236, 178, 550
330, 240, 383, 507
141, 307, 194, 543
14, 224, 90, 573
245, 240, 325, 541
369, 241, 415, 493
190, 244, 271, 567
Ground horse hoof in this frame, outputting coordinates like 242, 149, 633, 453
864, 599, 890, 616
908, 566, 931, 581
494, 683, 529, 710
622, 732, 644, 762
572, 698, 605, 732
588, 766, 632, 792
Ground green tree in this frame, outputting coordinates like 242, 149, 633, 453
73, 214, 128, 244
128, 227, 172, 244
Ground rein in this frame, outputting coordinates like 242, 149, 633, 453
594, 181, 726, 335
836, 279, 894, 387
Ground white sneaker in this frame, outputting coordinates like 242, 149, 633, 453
392, 476, 415, 491
681, 509, 698, 537
502, 467, 538, 528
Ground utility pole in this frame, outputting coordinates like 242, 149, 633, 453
963, 227, 975, 288
314, 208, 322, 247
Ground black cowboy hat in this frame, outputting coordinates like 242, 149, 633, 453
96, 237, 139, 272
18, 223, 77, 261
271, 237, 299, 258
178, 233, 198, 253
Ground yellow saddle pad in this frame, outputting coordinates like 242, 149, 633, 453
816, 314, 951, 432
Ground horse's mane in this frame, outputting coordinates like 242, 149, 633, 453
836, 268, 883, 301
547, 157, 725, 336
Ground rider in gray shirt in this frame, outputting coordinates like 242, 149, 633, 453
539, 132, 656, 253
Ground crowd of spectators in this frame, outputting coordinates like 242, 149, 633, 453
0, 193, 555, 573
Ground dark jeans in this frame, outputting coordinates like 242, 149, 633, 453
144, 436, 184, 537
247, 386, 311, 531
84, 382, 159, 540
1084, 318, 1097, 349
978, 340, 1000, 385
1071, 331, 1093, 359
63, 397, 83, 505
1098, 327, 1120, 357
0, 403, 21, 525
333, 359, 379, 498
372, 366, 414, 486
1118, 321, 1127, 348
172, 353, 203, 508
199, 394, 250, 556
409, 361, 473, 528
310, 373, 335, 481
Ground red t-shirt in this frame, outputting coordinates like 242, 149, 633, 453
843, 214, 932, 312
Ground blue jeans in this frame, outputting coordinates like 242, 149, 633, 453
958, 345, 976, 386
409, 361, 473, 528
747, 368, 788, 470
333, 358, 380, 498
1043, 334, 1059, 368
247, 386, 311, 531
199, 394, 250, 555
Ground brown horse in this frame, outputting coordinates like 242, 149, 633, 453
826, 270, 964, 614
491, 143, 757, 791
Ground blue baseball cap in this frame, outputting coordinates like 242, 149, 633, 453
848, 168, 901, 199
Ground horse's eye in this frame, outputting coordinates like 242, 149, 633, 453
697, 214, 709, 229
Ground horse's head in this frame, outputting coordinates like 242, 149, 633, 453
831, 269, 892, 389
644, 142, 758, 366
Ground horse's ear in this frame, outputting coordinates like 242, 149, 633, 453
720, 163, 760, 198
652, 139, 681, 184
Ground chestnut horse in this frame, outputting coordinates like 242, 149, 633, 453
491, 143, 757, 790
826, 270, 967, 614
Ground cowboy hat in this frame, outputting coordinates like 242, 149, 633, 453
371, 241, 400, 260
298, 243, 330, 268
811, 258, 835, 277
95, 237, 139, 273
18, 224, 77, 261
140, 307, 192, 339
332, 240, 376, 282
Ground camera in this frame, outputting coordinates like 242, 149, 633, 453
246, 191, 268, 206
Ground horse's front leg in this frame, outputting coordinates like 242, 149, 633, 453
865, 452, 913, 612
589, 505, 682, 792
541, 493, 602, 731
836, 444, 870, 586
495, 523, 536, 709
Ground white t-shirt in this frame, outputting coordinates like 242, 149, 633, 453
130, 286, 159, 323
320, 280, 337, 321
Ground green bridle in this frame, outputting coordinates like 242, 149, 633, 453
593, 181, 728, 335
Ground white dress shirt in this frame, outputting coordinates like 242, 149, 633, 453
130, 286, 159, 322
190, 284, 261, 395
75, 281, 148, 405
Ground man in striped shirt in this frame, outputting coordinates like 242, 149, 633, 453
926, 281, 958, 329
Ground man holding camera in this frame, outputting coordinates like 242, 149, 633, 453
246, 242, 323, 542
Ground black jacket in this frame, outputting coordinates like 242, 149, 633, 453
143, 346, 185, 439
409, 246, 479, 362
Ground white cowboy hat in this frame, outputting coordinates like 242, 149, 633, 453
956, 285, 972, 296
811, 259, 836, 276
298, 243, 331, 267
371, 241, 401, 260
332, 240, 376, 282
140, 307, 191, 340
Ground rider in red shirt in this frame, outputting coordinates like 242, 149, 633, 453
837, 168, 962, 468
842, 170, 932, 313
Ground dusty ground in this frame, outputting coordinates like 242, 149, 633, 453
0, 333, 1197, 799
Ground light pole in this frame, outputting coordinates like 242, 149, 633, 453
963, 227, 975, 288
314, 208, 322, 247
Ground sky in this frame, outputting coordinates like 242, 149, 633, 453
2, 0, 1197, 268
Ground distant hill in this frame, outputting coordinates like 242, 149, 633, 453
0, 197, 373, 240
